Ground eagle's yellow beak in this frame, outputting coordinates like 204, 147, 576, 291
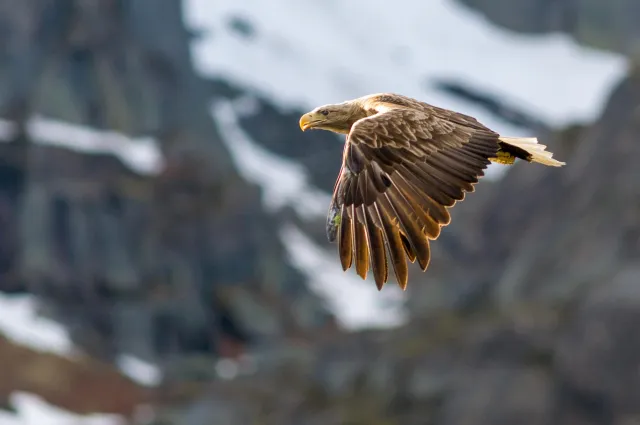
299, 112, 322, 131
299, 113, 312, 131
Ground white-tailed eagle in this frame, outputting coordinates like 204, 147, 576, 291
299, 93, 564, 290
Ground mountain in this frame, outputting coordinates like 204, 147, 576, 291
0, 0, 637, 424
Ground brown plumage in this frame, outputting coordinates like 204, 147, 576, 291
299, 93, 565, 291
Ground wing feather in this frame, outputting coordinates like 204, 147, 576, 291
352, 204, 369, 279
385, 188, 431, 271
337, 204, 353, 271
363, 205, 388, 290
393, 170, 452, 226
375, 200, 409, 289
327, 97, 499, 290
399, 162, 458, 206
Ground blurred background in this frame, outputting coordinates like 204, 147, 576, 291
0, 0, 638, 424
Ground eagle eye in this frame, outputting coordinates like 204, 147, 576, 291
320, 109, 329, 116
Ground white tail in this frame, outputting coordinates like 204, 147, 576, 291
499, 136, 566, 167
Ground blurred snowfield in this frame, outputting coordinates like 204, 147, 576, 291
0, 117, 163, 176
0, 293, 160, 425
0, 393, 124, 425
0, 2, 630, 420
0, 293, 162, 386
184, 0, 627, 131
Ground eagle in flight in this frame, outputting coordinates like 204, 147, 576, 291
299, 93, 565, 291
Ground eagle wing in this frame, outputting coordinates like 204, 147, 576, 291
326, 103, 499, 290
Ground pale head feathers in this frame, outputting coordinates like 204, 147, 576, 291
299, 97, 381, 134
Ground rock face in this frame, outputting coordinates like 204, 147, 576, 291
456, 0, 640, 57
0, 0, 335, 372
1, 1, 640, 425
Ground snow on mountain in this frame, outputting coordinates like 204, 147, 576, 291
0, 116, 163, 176
0, 294, 162, 425
115, 355, 163, 387
0, 292, 162, 386
184, 0, 627, 133
0, 296, 130, 424
212, 98, 331, 219
0, 393, 124, 425
0, 294, 74, 356
280, 224, 407, 329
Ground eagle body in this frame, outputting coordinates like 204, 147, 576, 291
299, 93, 564, 291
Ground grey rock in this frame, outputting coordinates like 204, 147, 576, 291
439, 366, 554, 425
455, 0, 640, 57
0, 0, 335, 365
556, 265, 640, 414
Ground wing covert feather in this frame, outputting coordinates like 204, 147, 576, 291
327, 101, 498, 290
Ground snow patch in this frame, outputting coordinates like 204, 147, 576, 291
0, 294, 163, 387
212, 99, 331, 219
0, 294, 73, 356
116, 355, 162, 387
0, 393, 123, 425
185, 0, 627, 131
281, 224, 407, 330
0, 116, 164, 176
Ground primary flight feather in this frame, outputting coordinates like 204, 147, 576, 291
299, 93, 565, 291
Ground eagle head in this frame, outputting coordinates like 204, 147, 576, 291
299, 102, 365, 134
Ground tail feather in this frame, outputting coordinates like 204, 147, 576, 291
498, 136, 566, 167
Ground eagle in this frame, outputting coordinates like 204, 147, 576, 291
299, 93, 565, 291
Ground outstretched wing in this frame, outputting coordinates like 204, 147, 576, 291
326, 104, 499, 290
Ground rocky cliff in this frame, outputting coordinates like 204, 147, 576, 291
0, 0, 638, 424
458, 0, 640, 58
0, 0, 335, 380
